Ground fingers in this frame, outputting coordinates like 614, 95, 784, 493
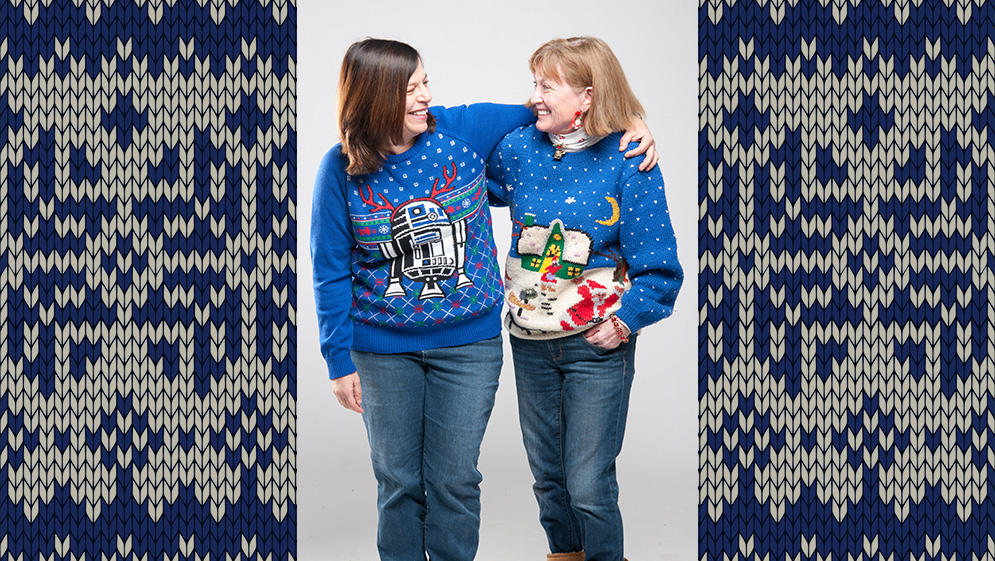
592, 332, 621, 349
584, 323, 621, 349
619, 130, 637, 151
338, 386, 364, 414
622, 141, 659, 171
620, 119, 659, 170
622, 136, 649, 157
623, 142, 657, 167
353, 380, 363, 412
636, 145, 659, 171
331, 373, 365, 414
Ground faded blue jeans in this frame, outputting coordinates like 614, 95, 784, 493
351, 335, 502, 561
511, 332, 637, 561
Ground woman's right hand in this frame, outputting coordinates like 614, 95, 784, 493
331, 372, 364, 413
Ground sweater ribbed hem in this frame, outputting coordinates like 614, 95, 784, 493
351, 306, 503, 355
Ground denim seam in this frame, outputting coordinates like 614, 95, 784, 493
556, 339, 578, 548
557, 369, 578, 551
611, 344, 629, 555
420, 350, 428, 553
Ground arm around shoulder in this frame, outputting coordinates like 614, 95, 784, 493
433, 103, 536, 157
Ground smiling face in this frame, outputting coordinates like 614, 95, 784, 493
530, 69, 591, 135
387, 60, 432, 154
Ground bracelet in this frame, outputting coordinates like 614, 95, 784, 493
609, 315, 629, 343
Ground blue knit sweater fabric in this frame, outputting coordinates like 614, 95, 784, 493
488, 126, 683, 339
312, 104, 535, 379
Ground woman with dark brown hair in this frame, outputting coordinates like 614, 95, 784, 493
311, 38, 656, 561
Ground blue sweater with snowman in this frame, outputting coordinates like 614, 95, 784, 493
487, 125, 683, 339
312, 104, 535, 379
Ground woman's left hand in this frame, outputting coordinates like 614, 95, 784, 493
584, 320, 630, 350
620, 118, 658, 171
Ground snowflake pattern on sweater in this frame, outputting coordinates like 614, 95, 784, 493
488, 126, 684, 339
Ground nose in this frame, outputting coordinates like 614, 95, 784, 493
417, 83, 432, 104
530, 85, 542, 106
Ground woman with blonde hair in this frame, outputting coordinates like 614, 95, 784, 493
488, 37, 684, 561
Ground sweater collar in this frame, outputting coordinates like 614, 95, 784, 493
549, 128, 603, 157
382, 134, 427, 164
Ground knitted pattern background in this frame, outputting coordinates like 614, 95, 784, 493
0, 1, 296, 559
700, 1, 993, 559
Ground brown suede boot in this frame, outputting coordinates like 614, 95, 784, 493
545, 552, 629, 561
547, 553, 585, 561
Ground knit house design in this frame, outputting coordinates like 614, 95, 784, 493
517, 215, 593, 281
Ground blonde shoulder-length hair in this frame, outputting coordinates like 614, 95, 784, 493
527, 37, 644, 137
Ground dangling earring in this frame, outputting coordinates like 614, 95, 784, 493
570, 110, 584, 131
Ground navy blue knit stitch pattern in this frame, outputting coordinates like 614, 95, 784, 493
0, 1, 296, 559
701, 1, 994, 559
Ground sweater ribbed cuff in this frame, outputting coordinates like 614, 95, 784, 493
329, 351, 357, 379
613, 307, 646, 336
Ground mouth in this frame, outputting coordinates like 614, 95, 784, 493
537, 110, 550, 116
409, 109, 429, 119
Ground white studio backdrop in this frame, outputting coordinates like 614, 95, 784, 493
296, 2, 698, 559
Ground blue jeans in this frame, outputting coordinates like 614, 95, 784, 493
511, 333, 637, 561
351, 335, 502, 561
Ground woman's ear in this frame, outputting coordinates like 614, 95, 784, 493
581, 86, 593, 113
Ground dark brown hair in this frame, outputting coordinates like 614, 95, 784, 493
528, 37, 644, 137
337, 38, 436, 176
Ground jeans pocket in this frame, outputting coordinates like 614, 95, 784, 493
578, 331, 614, 354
